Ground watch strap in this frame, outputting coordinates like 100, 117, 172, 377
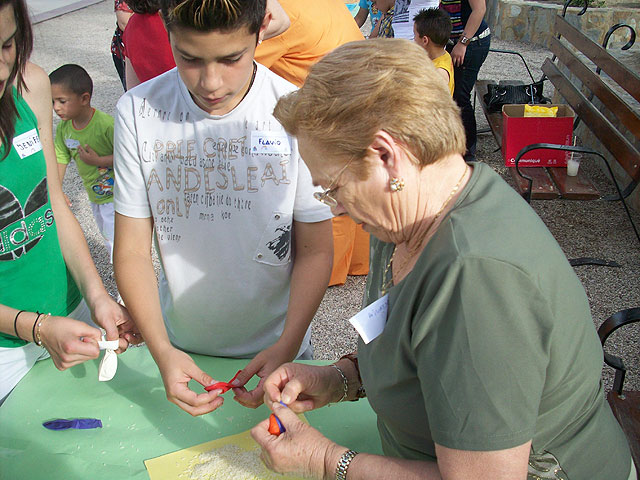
335, 449, 358, 480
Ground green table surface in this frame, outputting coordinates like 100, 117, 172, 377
0, 346, 382, 479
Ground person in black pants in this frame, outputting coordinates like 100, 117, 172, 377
443, 0, 490, 162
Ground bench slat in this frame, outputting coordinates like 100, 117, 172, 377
509, 167, 560, 199
607, 391, 640, 472
549, 37, 640, 140
554, 15, 640, 103
542, 59, 640, 181
548, 167, 600, 200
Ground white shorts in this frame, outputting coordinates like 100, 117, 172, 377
0, 300, 92, 405
91, 202, 115, 263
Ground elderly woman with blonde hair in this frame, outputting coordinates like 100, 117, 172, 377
250, 39, 635, 480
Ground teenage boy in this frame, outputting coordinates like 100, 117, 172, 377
50, 64, 116, 259
413, 8, 454, 95
113, 0, 333, 416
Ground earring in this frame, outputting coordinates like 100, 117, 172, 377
389, 177, 405, 192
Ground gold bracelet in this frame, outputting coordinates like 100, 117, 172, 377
35, 313, 51, 347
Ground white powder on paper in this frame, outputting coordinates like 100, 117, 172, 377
187, 445, 282, 480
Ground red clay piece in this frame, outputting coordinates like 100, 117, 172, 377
204, 370, 242, 393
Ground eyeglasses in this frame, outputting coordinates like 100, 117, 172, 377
313, 157, 355, 208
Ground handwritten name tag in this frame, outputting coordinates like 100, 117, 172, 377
250, 130, 291, 155
12, 129, 42, 159
65, 138, 80, 150
348, 294, 389, 344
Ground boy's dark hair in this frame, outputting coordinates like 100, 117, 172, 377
0, 0, 33, 160
160, 0, 266, 36
127, 0, 161, 14
49, 64, 93, 97
413, 8, 452, 47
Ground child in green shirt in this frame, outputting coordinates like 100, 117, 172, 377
50, 64, 115, 261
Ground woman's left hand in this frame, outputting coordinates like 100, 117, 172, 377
451, 42, 467, 67
251, 401, 343, 479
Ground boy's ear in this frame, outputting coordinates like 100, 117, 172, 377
257, 10, 272, 44
80, 92, 91, 105
420, 35, 430, 49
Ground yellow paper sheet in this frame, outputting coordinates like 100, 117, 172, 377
145, 423, 305, 480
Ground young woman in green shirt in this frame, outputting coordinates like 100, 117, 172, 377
0, 0, 137, 404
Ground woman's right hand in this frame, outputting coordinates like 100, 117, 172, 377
155, 347, 225, 416
38, 315, 102, 370
262, 363, 344, 413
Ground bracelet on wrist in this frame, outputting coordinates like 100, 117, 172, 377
339, 353, 366, 400
335, 449, 358, 480
35, 314, 51, 347
330, 364, 348, 403
13, 310, 26, 340
31, 312, 42, 344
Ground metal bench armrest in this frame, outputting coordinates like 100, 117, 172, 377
597, 307, 640, 394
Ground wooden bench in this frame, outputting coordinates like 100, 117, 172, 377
598, 307, 640, 472
475, 82, 600, 200
475, 11, 640, 245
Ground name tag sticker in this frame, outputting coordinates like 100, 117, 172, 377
65, 138, 81, 150
12, 129, 42, 159
348, 294, 389, 344
250, 130, 291, 155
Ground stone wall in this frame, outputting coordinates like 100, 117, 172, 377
486, 0, 639, 49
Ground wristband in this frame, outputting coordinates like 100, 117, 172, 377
335, 449, 358, 480
13, 310, 25, 340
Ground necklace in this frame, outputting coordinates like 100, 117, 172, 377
380, 164, 469, 296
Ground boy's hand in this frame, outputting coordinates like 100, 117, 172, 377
231, 340, 298, 409
77, 144, 100, 165
156, 347, 225, 416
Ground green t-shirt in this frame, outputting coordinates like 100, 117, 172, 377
54, 109, 114, 204
0, 88, 82, 348
360, 162, 632, 479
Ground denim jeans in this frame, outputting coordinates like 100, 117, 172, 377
452, 34, 491, 162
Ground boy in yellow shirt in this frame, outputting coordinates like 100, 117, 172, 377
413, 8, 454, 96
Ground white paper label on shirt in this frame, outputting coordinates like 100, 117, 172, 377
250, 130, 291, 155
65, 138, 80, 150
348, 294, 389, 344
12, 129, 42, 159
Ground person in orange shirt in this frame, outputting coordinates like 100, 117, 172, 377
256, 0, 370, 286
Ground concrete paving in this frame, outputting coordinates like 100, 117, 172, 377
30, 1, 639, 392
26, 0, 102, 24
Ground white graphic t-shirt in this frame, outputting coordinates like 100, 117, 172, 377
114, 65, 331, 357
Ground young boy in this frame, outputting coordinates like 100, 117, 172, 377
413, 8, 454, 95
113, 0, 333, 416
50, 64, 116, 259
371, 0, 395, 38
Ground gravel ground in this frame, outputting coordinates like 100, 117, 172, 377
30, 1, 639, 391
